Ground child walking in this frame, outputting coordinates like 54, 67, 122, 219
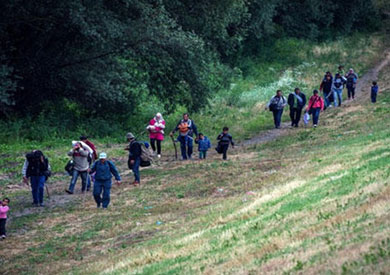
217, 127, 234, 160
371, 81, 379, 103
195, 133, 211, 159
0, 197, 10, 239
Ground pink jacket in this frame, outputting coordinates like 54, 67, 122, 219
306, 95, 324, 111
0, 205, 9, 219
148, 118, 165, 141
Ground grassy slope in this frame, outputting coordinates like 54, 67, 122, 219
0, 33, 389, 274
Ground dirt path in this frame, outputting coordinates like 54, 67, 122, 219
243, 49, 390, 147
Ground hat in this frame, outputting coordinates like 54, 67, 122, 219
72, 141, 79, 147
126, 132, 135, 139
99, 152, 107, 159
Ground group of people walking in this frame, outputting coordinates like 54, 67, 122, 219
267, 67, 362, 129
1, 66, 379, 240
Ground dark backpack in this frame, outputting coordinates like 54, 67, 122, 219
26, 151, 49, 177
346, 75, 355, 87
65, 160, 74, 176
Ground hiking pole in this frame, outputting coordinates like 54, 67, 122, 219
45, 184, 51, 200
170, 135, 178, 160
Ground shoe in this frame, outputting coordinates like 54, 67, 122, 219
313, 124, 317, 128
294, 124, 298, 128
39, 203, 45, 207
65, 189, 73, 195
32, 202, 39, 207
1, 235, 5, 239
131, 181, 140, 186
157, 154, 161, 159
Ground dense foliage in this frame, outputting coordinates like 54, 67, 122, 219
0, 0, 384, 139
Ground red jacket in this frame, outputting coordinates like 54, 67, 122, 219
85, 140, 97, 159
306, 95, 324, 111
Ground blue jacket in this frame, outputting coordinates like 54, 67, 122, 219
91, 160, 121, 182
196, 136, 211, 151
371, 85, 378, 94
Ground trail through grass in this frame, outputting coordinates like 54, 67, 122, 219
0, 34, 389, 274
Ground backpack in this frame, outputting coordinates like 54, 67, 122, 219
346, 74, 355, 87
128, 141, 153, 169
65, 159, 74, 176
178, 122, 189, 133
26, 151, 49, 177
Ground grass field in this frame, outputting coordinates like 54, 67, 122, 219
0, 33, 389, 274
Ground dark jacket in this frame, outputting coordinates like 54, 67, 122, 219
23, 151, 49, 177
172, 119, 198, 137
91, 160, 121, 182
128, 140, 142, 160
195, 136, 211, 151
320, 78, 333, 93
288, 92, 306, 109
217, 133, 234, 146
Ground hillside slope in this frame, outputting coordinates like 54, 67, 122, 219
1, 50, 390, 274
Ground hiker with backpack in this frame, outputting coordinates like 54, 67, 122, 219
332, 73, 346, 107
170, 113, 198, 160
90, 152, 121, 209
288, 88, 307, 127
125, 132, 142, 185
216, 127, 234, 160
320, 72, 333, 108
266, 90, 287, 129
345, 68, 358, 100
65, 141, 90, 194
80, 135, 97, 192
306, 90, 324, 128
195, 133, 211, 159
147, 112, 165, 159
22, 150, 51, 207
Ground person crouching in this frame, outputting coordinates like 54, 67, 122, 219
90, 152, 121, 209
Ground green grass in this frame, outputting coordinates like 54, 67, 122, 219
0, 32, 389, 274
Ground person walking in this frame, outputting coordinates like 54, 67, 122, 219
147, 113, 165, 159
65, 141, 89, 194
22, 150, 51, 206
0, 198, 10, 239
90, 152, 121, 209
288, 88, 306, 127
306, 90, 324, 128
332, 73, 345, 107
320, 72, 333, 108
266, 90, 287, 129
345, 68, 358, 100
170, 113, 198, 160
217, 127, 234, 160
195, 133, 211, 159
125, 133, 142, 185
80, 135, 97, 192
371, 81, 379, 103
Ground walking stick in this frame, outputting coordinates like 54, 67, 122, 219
170, 135, 178, 160
45, 184, 51, 200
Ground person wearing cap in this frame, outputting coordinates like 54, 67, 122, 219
65, 141, 89, 194
125, 133, 142, 185
147, 113, 165, 158
80, 135, 98, 191
90, 152, 121, 208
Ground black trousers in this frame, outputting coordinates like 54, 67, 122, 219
289, 107, 302, 126
221, 144, 229, 160
150, 139, 161, 154
0, 218, 6, 236
347, 86, 355, 99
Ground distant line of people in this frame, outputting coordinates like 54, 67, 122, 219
265, 66, 370, 128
